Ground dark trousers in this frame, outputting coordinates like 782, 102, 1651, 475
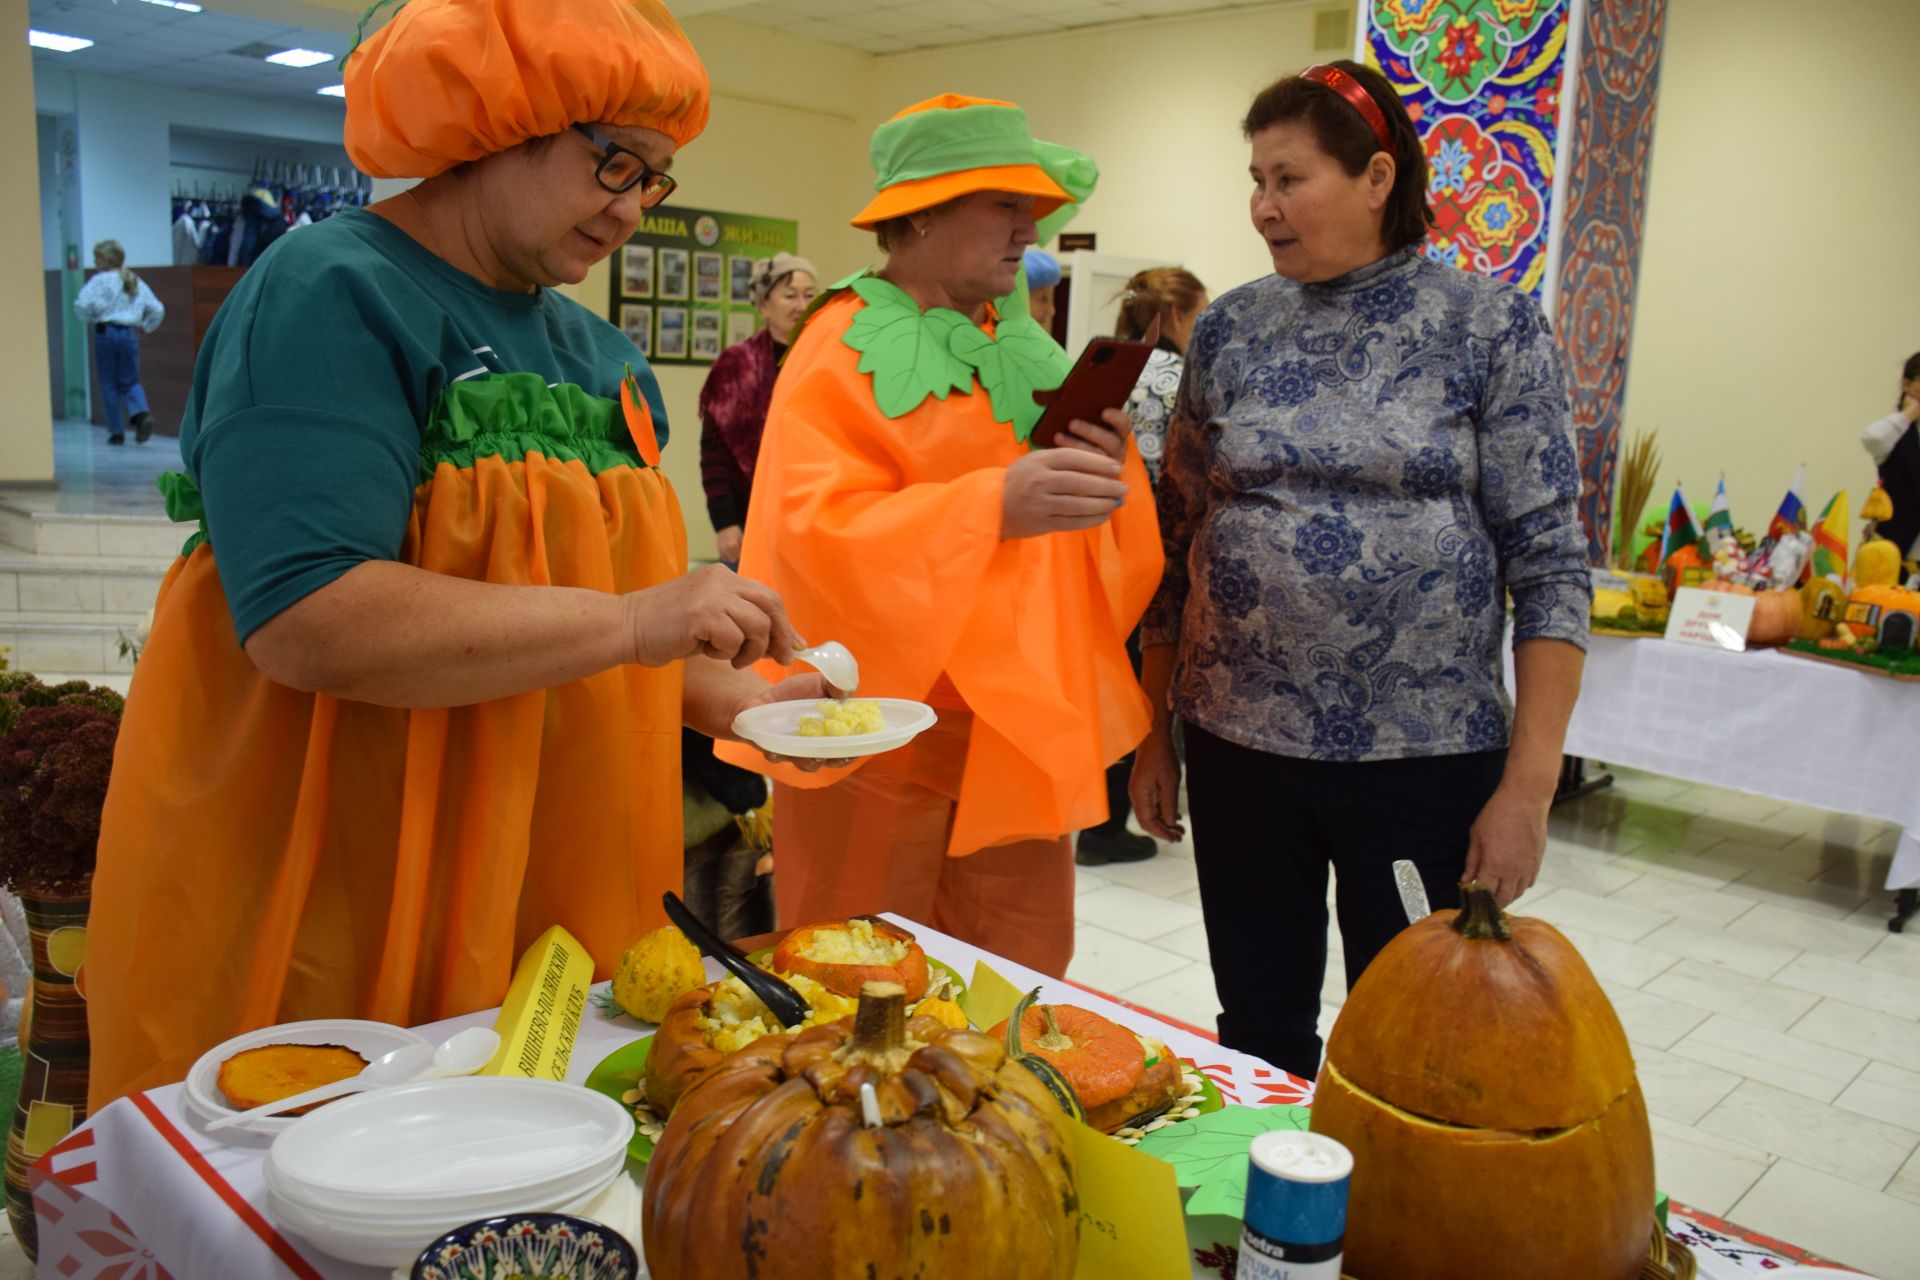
1183, 724, 1506, 1079
93, 325, 149, 430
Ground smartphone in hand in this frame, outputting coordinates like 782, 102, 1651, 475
1029, 316, 1162, 449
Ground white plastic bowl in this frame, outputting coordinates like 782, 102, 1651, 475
264, 1146, 625, 1222
268, 1077, 632, 1202
730, 696, 936, 760
267, 1166, 619, 1269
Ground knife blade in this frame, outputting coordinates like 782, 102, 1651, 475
1392, 860, 1432, 925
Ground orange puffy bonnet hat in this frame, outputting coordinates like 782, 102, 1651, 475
344, 0, 710, 180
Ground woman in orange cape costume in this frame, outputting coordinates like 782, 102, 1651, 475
717, 95, 1162, 974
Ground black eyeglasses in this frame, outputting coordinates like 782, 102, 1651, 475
572, 124, 677, 206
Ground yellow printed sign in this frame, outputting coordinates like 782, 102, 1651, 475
1071, 1120, 1193, 1279
481, 925, 594, 1081
961, 959, 1026, 1033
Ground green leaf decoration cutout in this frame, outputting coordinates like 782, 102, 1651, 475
1133, 1103, 1313, 1220
950, 314, 1071, 442
843, 275, 977, 419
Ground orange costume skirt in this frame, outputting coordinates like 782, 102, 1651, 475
86, 381, 687, 1109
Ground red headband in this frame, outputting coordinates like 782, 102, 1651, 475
1300, 64, 1394, 155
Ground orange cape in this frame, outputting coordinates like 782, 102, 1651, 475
715, 292, 1162, 854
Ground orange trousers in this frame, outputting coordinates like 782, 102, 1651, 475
771, 712, 1075, 977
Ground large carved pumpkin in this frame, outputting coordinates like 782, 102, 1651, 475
1309, 885, 1654, 1280
643, 971, 857, 1115
642, 983, 1080, 1280
770, 916, 931, 1002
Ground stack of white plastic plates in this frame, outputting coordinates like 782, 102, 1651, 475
265, 1077, 633, 1269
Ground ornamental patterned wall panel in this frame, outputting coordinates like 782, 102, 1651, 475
1365, 0, 1574, 298
1363, 0, 1669, 564
1552, 0, 1669, 564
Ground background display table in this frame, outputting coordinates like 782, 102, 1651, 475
1522, 635, 1920, 925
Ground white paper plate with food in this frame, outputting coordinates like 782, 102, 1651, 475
182, 1018, 434, 1139
731, 697, 936, 759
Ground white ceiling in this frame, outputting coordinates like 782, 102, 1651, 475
27, 0, 1296, 108
692, 0, 1290, 54
28, 0, 352, 106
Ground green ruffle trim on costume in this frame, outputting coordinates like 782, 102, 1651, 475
157, 470, 207, 557
419, 372, 642, 481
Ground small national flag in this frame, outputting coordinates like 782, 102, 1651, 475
1657, 485, 1701, 569
1767, 465, 1808, 540
1811, 491, 1848, 584
1702, 475, 1734, 543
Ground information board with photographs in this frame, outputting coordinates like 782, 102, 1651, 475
609, 206, 799, 366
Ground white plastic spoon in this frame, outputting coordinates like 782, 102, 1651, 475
792, 640, 858, 694
205, 1041, 435, 1132
414, 1026, 501, 1081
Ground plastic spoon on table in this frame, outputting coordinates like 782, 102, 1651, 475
204, 1042, 436, 1132
792, 641, 858, 694
661, 890, 811, 1028
418, 1026, 502, 1080
203, 1026, 499, 1133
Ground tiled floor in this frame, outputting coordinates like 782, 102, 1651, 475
1068, 766, 1920, 1280
4, 418, 179, 517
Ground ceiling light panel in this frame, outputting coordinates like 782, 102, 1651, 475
29, 29, 95, 52
264, 47, 332, 67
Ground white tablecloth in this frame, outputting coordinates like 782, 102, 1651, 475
1540, 636, 1920, 890
26, 912, 1859, 1278
28, 915, 1311, 1280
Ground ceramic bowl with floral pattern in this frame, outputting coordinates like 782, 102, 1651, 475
410, 1213, 638, 1280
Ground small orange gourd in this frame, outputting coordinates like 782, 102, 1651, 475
912, 994, 969, 1030
1746, 587, 1802, 646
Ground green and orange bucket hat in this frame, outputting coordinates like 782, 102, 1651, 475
852, 94, 1098, 231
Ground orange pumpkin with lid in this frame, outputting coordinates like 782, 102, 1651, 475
769, 915, 931, 1002
1308, 883, 1655, 1280
986, 1000, 1184, 1133
641, 982, 1080, 1280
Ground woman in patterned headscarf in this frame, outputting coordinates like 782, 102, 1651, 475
86, 0, 833, 1106
1131, 62, 1590, 1078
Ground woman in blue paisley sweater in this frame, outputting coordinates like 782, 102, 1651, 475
1130, 61, 1590, 1078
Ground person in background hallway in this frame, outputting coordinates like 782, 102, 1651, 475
1074, 266, 1210, 867
1861, 351, 1920, 564
1114, 268, 1207, 491
1131, 62, 1588, 1078
73, 240, 165, 445
1024, 247, 1060, 330
699, 252, 818, 568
